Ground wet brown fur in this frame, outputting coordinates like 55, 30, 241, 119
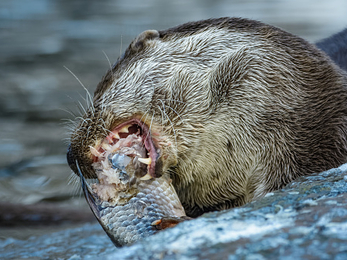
68, 17, 347, 217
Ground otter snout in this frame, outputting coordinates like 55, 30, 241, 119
66, 144, 77, 174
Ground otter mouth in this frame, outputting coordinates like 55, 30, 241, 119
91, 119, 160, 180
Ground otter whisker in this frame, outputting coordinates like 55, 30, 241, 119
166, 116, 178, 147
97, 118, 109, 136
102, 50, 114, 81
98, 117, 107, 127
68, 172, 83, 197
71, 101, 85, 118
157, 100, 168, 135
74, 117, 94, 130
59, 107, 78, 119
139, 110, 150, 125
64, 66, 94, 113
158, 99, 177, 146
62, 135, 75, 144
77, 94, 96, 118
100, 127, 109, 138
75, 117, 94, 123
139, 112, 147, 123
149, 112, 155, 132
102, 50, 113, 71
144, 112, 155, 143
165, 105, 185, 126
154, 105, 164, 134
103, 128, 113, 138
61, 118, 78, 130
77, 100, 88, 115
61, 119, 78, 132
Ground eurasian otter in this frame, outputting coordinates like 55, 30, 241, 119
67, 17, 347, 218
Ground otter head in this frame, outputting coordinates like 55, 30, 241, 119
67, 30, 181, 181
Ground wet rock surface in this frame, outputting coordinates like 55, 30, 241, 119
1, 163, 347, 259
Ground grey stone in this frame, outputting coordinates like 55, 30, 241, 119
1, 163, 347, 259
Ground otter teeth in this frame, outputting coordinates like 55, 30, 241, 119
138, 157, 152, 165
114, 132, 120, 139
140, 172, 153, 181
119, 125, 130, 133
102, 142, 111, 150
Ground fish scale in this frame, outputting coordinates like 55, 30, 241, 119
97, 177, 179, 246
78, 164, 186, 246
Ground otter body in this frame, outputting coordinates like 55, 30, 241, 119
68, 18, 347, 218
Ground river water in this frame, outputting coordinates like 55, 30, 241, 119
1, 0, 347, 259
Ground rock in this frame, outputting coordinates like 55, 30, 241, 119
1, 164, 347, 259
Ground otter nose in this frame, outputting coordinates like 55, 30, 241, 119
67, 144, 77, 172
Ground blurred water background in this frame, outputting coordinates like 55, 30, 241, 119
1, 0, 347, 258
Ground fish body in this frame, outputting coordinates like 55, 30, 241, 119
96, 177, 185, 246
77, 139, 186, 247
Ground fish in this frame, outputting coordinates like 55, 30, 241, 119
76, 133, 187, 247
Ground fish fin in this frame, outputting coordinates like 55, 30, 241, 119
151, 216, 191, 230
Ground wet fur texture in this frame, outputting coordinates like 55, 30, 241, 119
68, 17, 347, 217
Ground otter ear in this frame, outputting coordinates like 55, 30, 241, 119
130, 30, 160, 52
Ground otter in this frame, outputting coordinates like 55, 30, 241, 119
67, 17, 347, 218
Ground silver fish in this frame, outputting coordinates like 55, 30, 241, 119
76, 160, 187, 247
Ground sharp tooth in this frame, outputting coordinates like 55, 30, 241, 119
140, 173, 153, 180
102, 143, 111, 150
119, 125, 130, 133
138, 157, 152, 165
113, 132, 120, 139
89, 146, 101, 157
